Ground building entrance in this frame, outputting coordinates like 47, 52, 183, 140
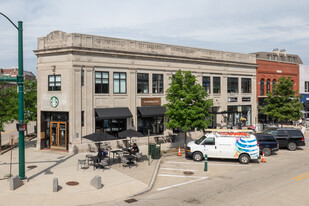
50, 122, 67, 149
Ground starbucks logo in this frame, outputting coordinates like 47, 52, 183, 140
50, 96, 59, 108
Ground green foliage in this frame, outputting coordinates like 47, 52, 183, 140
164, 70, 213, 135
261, 76, 303, 123
24, 80, 37, 124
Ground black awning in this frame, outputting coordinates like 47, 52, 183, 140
95, 107, 133, 120
137, 106, 166, 117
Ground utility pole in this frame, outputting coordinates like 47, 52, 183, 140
0, 13, 26, 179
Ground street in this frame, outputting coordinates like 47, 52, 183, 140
104, 139, 309, 206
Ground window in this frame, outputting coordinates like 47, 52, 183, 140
81, 111, 84, 127
260, 79, 264, 96
288, 57, 292, 62
274, 56, 278, 61
281, 56, 285, 61
152, 74, 163, 93
95, 71, 109, 93
203, 137, 215, 145
228, 77, 238, 93
203, 76, 211, 94
266, 79, 271, 93
213, 77, 220, 93
81, 69, 84, 86
268, 55, 272, 60
305, 81, 309, 92
113, 72, 126, 94
272, 79, 276, 93
48, 75, 61, 91
241, 78, 251, 93
137, 73, 149, 93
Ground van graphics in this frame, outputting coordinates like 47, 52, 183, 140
235, 137, 259, 158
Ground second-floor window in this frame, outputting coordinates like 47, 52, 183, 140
266, 79, 271, 93
137, 73, 149, 93
95, 71, 109, 93
305, 81, 309, 92
114, 72, 126, 94
153, 74, 163, 93
260, 79, 264, 96
48, 75, 61, 91
272, 79, 276, 93
213, 77, 220, 93
203, 76, 211, 94
241, 78, 251, 93
228, 77, 238, 93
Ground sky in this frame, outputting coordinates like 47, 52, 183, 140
1, 0, 309, 76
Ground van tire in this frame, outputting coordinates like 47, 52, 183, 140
262, 148, 272, 156
192, 152, 203, 161
287, 142, 297, 151
239, 154, 250, 164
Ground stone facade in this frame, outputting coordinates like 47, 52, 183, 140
34, 31, 257, 152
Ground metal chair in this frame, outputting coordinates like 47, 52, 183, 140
136, 152, 143, 162
120, 156, 129, 168
77, 159, 87, 170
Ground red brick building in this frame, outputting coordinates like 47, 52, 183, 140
0, 67, 36, 90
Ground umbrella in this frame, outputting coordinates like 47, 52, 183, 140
83, 132, 117, 142
118, 129, 144, 146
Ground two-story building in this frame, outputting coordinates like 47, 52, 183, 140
34, 31, 257, 152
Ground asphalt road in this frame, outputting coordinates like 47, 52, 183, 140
106, 138, 309, 206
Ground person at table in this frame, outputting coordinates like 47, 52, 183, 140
98, 148, 107, 160
130, 143, 139, 155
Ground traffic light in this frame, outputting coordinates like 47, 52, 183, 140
16, 123, 26, 132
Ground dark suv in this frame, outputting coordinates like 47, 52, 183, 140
255, 134, 279, 156
262, 128, 305, 151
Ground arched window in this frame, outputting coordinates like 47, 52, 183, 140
291, 79, 294, 90
272, 79, 276, 93
266, 79, 271, 93
260, 79, 264, 96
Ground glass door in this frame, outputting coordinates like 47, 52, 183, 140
50, 122, 67, 150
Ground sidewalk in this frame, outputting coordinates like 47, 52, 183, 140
0, 139, 159, 206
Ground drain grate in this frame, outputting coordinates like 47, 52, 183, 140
27, 165, 37, 170
66, 181, 79, 186
183, 171, 194, 175
124, 198, 138, 203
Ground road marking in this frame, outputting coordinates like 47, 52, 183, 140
157, 177, 208, 191
292, 173, 309, 181
158, 174, 206, 178
161, 168, 198, 172
2, 129, 15, 135
165, 161, 251, 167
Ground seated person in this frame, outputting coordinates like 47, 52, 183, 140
97, 148, 107, 160
130, 143, 139, 155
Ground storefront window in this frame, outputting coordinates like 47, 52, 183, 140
137, 73, 149, 93
227, 77, 238, 93
241, 105, 251, 126
153, 74, 163, 93
95, 119, 126, 136
137, 116, 164, 135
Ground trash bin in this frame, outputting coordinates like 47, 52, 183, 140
151, 145, 161, 159
148, 143, 156, 156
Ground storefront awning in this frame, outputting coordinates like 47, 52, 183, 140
137, 106, 166, 117
95, 107, 133, 120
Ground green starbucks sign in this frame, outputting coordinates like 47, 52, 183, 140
50, 96, 59, 108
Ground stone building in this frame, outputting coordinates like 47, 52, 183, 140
34, 31, 257, 152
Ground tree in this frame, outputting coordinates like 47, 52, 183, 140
261, 76, 303, 126
23, 80, 37, 135
164, 70, 213, 145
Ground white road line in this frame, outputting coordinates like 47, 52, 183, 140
157, 177, 208, 191
165, 161, 251, 167
161, 168, 198, 172
158, 174, 206, 178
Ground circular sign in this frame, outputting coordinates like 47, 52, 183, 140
50, 96, 59, 108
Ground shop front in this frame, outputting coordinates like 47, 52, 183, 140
40, 112, 69, 150
227, 105, 252, 128
137, 106, 165, 136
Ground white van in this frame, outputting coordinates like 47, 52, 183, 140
185, 132, 259, 164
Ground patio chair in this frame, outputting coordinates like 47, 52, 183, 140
116, 140, 124, 149
77, 159, 87, 170
136, 152, 143, 162
120, 156, 129, 168
88, 144, 96, 153
97, 159, 110, 171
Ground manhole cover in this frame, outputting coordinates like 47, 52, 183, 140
124, 198, 138, 203
27, 165, 37, 169
183, 171, 194, 175
66, 181, 79, 186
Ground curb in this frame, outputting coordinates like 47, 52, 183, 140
134, 158, 161, 196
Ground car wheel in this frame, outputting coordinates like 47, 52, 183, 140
239, 154, 250, 164
287, 142, 297, 151
262, 148, 272, 156
192, 152, 203, 161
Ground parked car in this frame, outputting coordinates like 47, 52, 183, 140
262, 128, 305, 151
186, 132, 259, 164
255, 134, 279, 156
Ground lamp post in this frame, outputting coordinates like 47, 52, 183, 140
0, 13, 26, 179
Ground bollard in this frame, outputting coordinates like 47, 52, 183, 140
204, 154, 208, 172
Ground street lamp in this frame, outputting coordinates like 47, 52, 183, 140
0, 12, 26, 179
